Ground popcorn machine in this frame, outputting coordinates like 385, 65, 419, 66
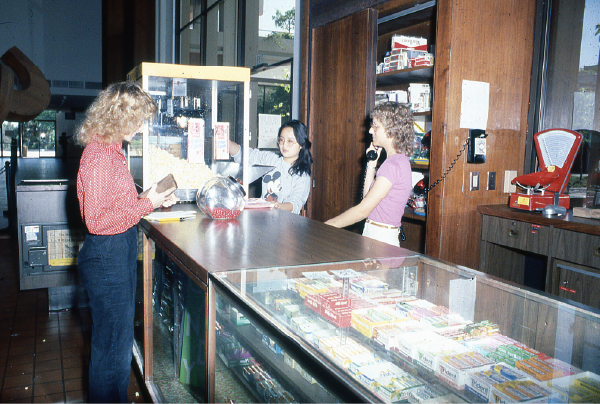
126, 63, 251, 199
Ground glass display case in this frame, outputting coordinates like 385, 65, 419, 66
149, 250, 600, 403
127, 63, 251, 199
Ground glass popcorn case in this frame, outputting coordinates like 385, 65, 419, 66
127, 63, 251, 199
148, 248, 600, 403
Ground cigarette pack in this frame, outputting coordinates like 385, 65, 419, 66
391, 35, 427, 51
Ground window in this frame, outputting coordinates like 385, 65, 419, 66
1, 111, 57, 158
175, 0, 297, 146
532, 0, 600, 198
1, 121, 19, 157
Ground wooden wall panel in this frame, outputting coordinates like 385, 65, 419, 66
307, 9, 377, 224
103, 0, 155, 86
426, 0, 537, 269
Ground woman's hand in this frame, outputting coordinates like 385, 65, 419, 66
161, 193, 180, 208
146, 184, 178, 209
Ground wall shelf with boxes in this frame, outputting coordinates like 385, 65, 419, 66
374, 2, 437, 252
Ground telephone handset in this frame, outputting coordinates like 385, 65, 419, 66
467, 129, 487, 164
366, 150, 378, 161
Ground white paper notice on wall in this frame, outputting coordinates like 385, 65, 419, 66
460, 80, 489, 130
448, 277, 476, 322
258, 114, 281, 149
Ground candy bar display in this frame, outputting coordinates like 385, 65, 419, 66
212, 256, 600, 403
127, 63, 251, 200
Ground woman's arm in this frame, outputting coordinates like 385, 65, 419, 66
274, 201, 293, 212
229, 140, 241, 156
324, 176, 392, 228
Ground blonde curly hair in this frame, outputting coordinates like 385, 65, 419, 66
371, 101, 414, 155
75, 81, 157, 146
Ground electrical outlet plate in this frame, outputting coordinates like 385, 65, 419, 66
487, 171, 496, 190
470, 172, 479, 191
504, 170, 517, 193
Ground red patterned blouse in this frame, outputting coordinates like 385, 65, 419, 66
77, 136, 154, 235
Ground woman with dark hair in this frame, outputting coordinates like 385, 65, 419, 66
325, 101, 413, 246
229, 119, 312, 214
75, 81, 177, 402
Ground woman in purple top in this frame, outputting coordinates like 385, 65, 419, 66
325, 101, 413, 246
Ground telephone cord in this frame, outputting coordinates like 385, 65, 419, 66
425, 138, 469, 194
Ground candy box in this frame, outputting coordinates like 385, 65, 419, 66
230, 307, 250, 325
436, 351, 495, 389
545, 371, 600, 403
356, 361, 405, 386
320, 293, 351, 311
351, 307, 406, 338
349, 352, 383, 375
290, 316, 314, 332
318, 336, 360, 358
271, 297, 295, 312
515, 357, 579, 382
298, 321, 330, 341
414, 338, 469, 372
295, 278, 329, 298
395, 330, 447, 360
322, 306, 353, 328
312, 328, 339, 349
304, 293, 321, 313
373, 373, 423, 402
350, 278, 389, 294
490, 379, 555, 403
261, 334, 284, 355
465, 362, 531, 401
283, 303, 302, 319
283, 351, 296, 370
331, 343, 372, 368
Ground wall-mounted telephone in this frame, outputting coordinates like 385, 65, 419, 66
425, 129, 488, 193
467, 129, 487, 164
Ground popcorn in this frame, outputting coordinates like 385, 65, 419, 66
146, 145, 215, 189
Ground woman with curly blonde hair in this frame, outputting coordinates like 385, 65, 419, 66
325, 101, 413, 246
76, 81, 177, 403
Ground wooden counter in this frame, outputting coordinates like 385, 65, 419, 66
139, 204, 413, 285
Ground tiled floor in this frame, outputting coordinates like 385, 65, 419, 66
0, 228, 150, 403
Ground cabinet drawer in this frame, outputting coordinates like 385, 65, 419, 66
552, 229, 600, 269
481, 215, 550, 255
554, 260, 600, 309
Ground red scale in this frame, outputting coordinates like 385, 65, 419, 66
509, 129, 583, 212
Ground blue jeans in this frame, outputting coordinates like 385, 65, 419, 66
78, 226, 138, 403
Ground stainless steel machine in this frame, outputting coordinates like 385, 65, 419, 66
16, 179, 88, 309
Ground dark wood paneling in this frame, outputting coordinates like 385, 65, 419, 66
103, 0, 155, 86
426, 0, 537, 269
400, 219, 426, 253
307, 9, 377, 223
